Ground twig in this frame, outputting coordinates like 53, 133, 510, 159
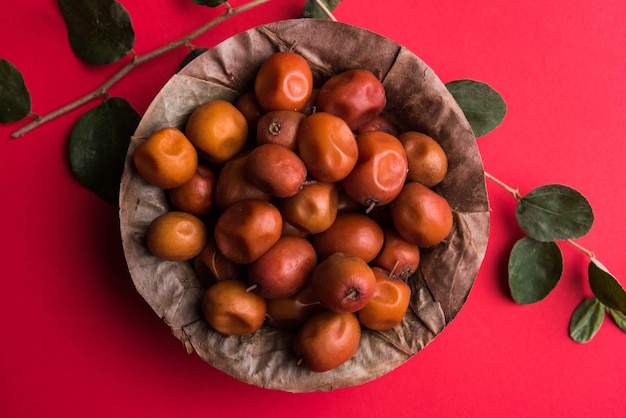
10, 0, 273, 138
484, 171, 521, 200
313, 0, 338, 21
485, 170, 596, 259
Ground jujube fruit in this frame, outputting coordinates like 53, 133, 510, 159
390, 182, 453, 247
145, 211, 207, 261
297, 112, 358, 182
194, 238, 243, 287
168, 164, 216, 216
357, 267, 411, 331
316, 69, 386, 131
246, 143, 307, 198
133, 127, 198, 189
254, 51, 313, 112
357, 114, 399, 136
293, 311, 361, 372
310, 252, 377, 313
312, 212, 384, 263
247, 236, 317, 299
214, 153, 270, 210
277, 181, 338, 235
398, 131, 448, 187
372, 227, 421, 280
185, 99, 248, 164
256, 110, 305, 151
201, 280, 266, 336
265, 285, 324, 330
342, 130, 408, 209
235, 91, 263, 135
214, 199, 283, 264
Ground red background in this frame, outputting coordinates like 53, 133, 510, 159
1, 1, 625, 416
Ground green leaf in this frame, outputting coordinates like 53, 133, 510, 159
569, 298, 605, 343
302, 0, 342, 19
178, 48, 209, 72
607, 308, 626, 333
57, 0, 135, 65
516, 184, 594, 242
588, 260, 626, 313
508, 237, 563, 304
191, 0, 228, 6
445, 79, 506, 137
0, 58, 31, 123
69, 98, 140, 204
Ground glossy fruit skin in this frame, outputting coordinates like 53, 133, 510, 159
372, 227, 421, 280
214, 153, 270, 210
316, 69, 386, 131
254, 51, 313, 112
256, 110, 305, 151
312, 212, 384, 263
310, 252, 377, 313
390, 182, 453, 247
194, 238, 242, 287
398, 131, 448, 187
247, 236, 317, 299
201, 280, 266, 336
277, 181, 338, 235
297, 112, 358, 182
357, 267, 411, 331
168, 164, 216, 217
342, 130, 408, 208
184, 99, 248, 164
265, 285, 323, 330
214, 199, 283, 264
293, 311, 361, 372
133, 127, 198, 189
145, 211, 207, 261
246, 143, 307, 198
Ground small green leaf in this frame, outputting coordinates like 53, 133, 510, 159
69, 98, 140, 204
57, 0, 135, 65
445, 79, 506, 137
302, 0, 342, 19
0, 58, 31, 123
588, 260, 626, 313
607, 308, 626, 333
569, 298, 604, 343
508, 237, 563, 304
516, 184, 594, 242
178, 48, 209, 72
191, 0, 227, 6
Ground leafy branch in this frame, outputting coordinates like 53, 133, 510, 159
443, 76, 625, 343
8, 0, 273, 139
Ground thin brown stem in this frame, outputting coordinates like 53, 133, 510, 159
313, 0, 338, 21
485, 170, 596, 260
484, 171, 521, 200
566, 239, 595, 259
10, 0, 273, 138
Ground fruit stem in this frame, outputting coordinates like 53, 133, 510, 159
10, 0, 274, 139
341, 288, 359, 303
245, 283, 259, 293
389, 259, 400, 278
485, 170, 597, 260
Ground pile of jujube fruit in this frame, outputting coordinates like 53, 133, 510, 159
132, 51, 452, 373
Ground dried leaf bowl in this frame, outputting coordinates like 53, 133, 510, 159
119, 19, 489, 392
